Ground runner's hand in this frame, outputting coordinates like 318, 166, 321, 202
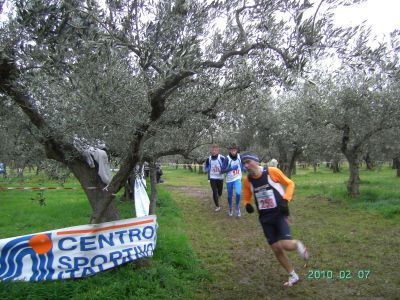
279, 200, 289, 216
245, 203, 254, 213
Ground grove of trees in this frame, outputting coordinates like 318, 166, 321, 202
1, 0, 399, 221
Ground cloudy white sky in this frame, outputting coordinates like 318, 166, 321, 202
1, 0, 400, 37
333, 0, 400, 38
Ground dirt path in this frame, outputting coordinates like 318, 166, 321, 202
165, 184, 400, 300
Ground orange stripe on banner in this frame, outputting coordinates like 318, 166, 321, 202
56, 219, 155, 235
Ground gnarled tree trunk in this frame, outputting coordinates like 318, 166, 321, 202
0, 57, 146, 223
278, 144, 301, 178
345, 154, 361, 197
331, 158, 341, 173
393, 157, 400, 177
341, 125, 361, 197
364, 152, 375, 170
69, 161, 121, 222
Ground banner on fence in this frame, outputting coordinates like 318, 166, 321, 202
0, 215, 157, 282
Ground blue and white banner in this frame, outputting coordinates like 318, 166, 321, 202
0, 215, 157, 282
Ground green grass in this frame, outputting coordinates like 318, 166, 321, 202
163, 164, 400, 219
1, 165, 399, 299
161, 165, 400, 299
161, 166, 209, 188
0, 173, 91, 237
292, 165, 400, 220
0, 173, 209, 300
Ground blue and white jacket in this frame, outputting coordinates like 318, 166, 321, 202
204, 154, 226, 180
221, 153, 245, 183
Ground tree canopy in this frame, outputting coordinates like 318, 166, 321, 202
1, 0, 399, 220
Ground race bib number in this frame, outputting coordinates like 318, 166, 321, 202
232, 169, 240, 175
210, 165, 221, 176
255, 189, 277, 210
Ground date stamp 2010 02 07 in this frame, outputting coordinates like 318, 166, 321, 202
307, 269, 371, 280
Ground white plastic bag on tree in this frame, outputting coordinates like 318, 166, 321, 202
134, 177, 150, 217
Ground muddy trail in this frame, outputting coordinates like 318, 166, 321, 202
165, 184, 399, 300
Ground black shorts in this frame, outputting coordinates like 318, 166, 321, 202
259, 213, 292, 245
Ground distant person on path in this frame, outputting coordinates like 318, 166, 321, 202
221, 144, 244, 217
204, 144, 226, 212
241, 153, 309, 287
0, 163, 5, 177
156, 163, 164, 183
269, 158, 278, 167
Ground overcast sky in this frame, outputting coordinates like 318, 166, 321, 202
333, 0, 400, 38
1, 0, 399, 38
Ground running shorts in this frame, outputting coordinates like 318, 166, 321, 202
259, 213, 292, 245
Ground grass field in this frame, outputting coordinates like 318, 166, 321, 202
0, 165, 399, 299
161, 165, 400, 299
0, 173, 208, 299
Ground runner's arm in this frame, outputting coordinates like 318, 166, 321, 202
242, 177, 253, 205
203, 158, 210, 173
220, 156, 233, 174
269, 167, 295, 201
240, 161, 247, 173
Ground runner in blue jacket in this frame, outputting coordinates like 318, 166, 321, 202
221, 144, 244, 217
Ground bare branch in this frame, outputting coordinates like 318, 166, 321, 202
149, 70, 195, 120
234, 4, 257, 46
201, 43, 263, 68
196, 82, 251, 117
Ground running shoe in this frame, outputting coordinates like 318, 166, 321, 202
228, 208, 233, 216
284, 272, 299, 287
214, 206, 221, 212
296, 240, 309, 261
236, 208, 241, 217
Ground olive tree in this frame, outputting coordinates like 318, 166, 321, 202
1, 0, 352, 221
306, 71, 400, 196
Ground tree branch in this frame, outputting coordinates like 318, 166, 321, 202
234, 4, 257, 46
195, 82, 251, 117
201, 43, 263, 68
148, 70, 195, 120
0, 58, 78, 162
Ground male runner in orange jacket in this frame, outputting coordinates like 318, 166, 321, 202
241, 153, 309, 286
